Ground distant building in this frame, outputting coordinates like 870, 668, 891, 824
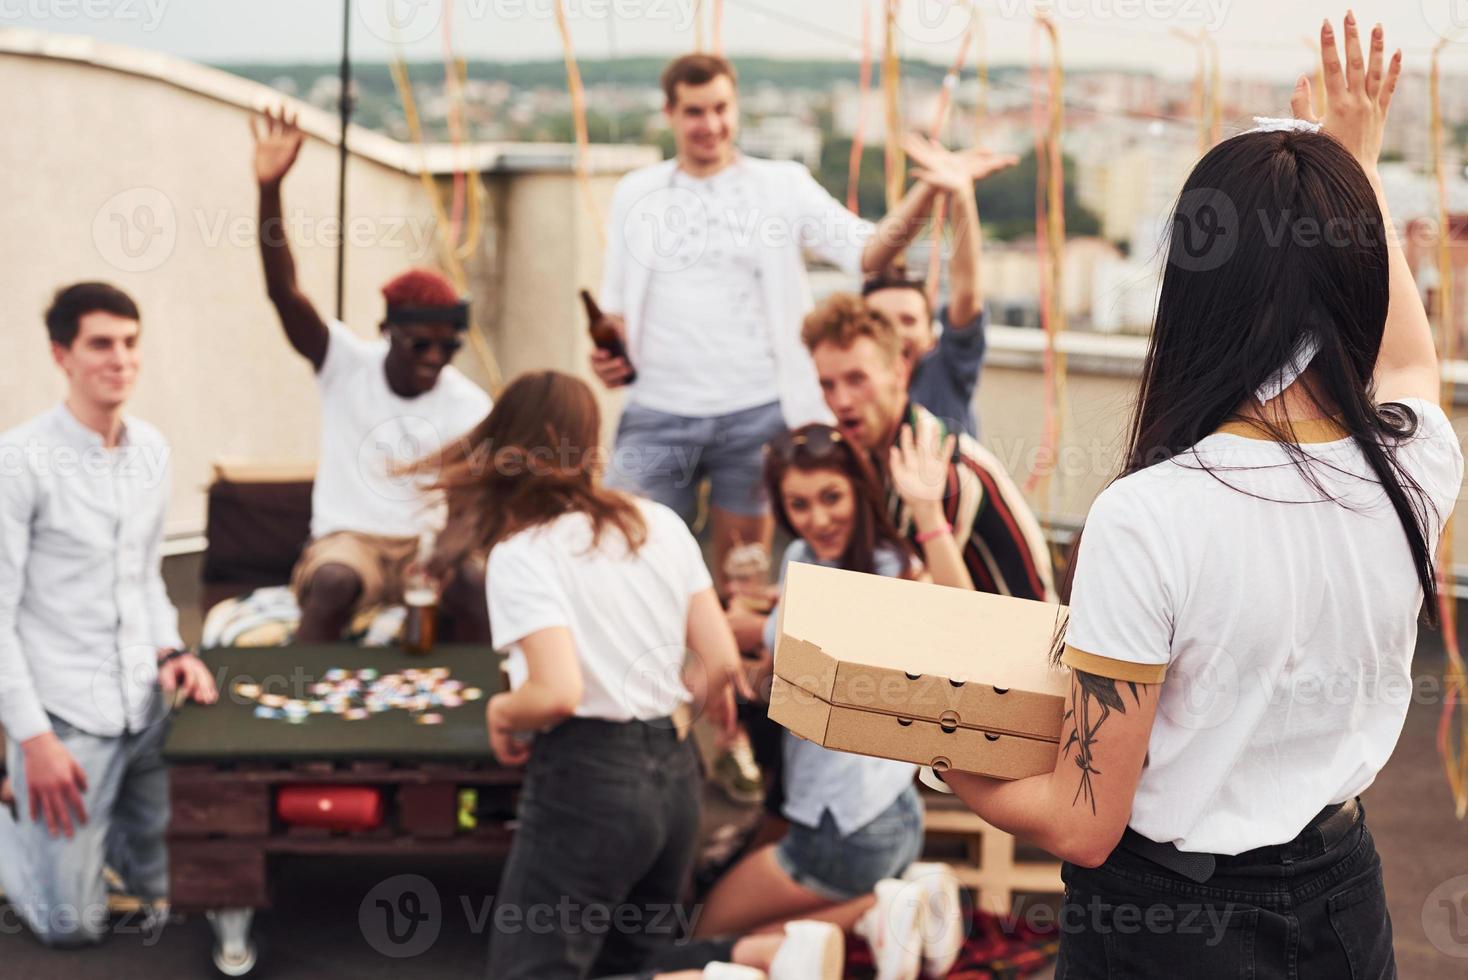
740, 115, 822, 169
982, 237, 1125, 332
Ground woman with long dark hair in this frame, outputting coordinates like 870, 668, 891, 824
696, 422, 966, 980
945, 16, 1461, 979
422, 370, 748, 979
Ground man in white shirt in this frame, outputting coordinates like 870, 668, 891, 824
589, 54, 940, 591
0, 282, 218, 946
251, 108, 493, 642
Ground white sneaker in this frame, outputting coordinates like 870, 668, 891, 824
767, 919, 843, 980
703, 964, 766, 980
859, 878, 923, 980
903, 862, 965, 978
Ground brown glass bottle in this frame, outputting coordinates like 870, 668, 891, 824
580, 289, 637, 383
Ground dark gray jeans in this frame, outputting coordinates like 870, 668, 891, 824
1057, 801, 1395, 979
487, 717, 702, 980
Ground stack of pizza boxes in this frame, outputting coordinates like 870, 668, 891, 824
769, 562, 1069, 779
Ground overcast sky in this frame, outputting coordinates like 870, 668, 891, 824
1, 1, 1461, 80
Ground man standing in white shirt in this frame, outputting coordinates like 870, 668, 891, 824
589, 54, 942, 590
251, 108, 493, 642
0, 282, 218, 946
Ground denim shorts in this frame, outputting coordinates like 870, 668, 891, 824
605, 400, 785, 520
774, 785, 925, 902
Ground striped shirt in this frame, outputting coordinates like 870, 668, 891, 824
882, 403, 1055, 601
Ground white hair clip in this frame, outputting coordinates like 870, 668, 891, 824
1256, 332, 1321, 405
1249, 116, 1323, 135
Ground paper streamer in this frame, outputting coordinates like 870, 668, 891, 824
553, 0, 607, 247
1430, 39, 1467, 819
923, 16, 974, 304
882, 0, 904, 214
386, 28, 502, 391
847, 0, 873, 214
1024, 15, 1068, 502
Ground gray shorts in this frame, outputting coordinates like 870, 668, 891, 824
605, 400, 785, 520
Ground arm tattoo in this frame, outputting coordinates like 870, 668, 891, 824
1060, 670, 1142, 815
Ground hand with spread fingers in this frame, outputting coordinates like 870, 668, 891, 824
889, 415, 957, 515
903, 133, 1019, 195
1291, 12, 1401, 172
251, 105, 305, 187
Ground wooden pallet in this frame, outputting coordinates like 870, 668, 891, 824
168, 759, 520, 911
922, 795, 1063, 916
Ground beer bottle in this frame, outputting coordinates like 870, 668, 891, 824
580, 289, 637, 383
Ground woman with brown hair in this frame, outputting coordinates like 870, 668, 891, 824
423, 370, 747, 980
694, 422, 965, 980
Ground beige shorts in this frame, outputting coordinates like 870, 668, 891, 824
290, 531, 419, 610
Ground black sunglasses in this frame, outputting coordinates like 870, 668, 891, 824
765, 425, 847, 464
388, 325, 463, 358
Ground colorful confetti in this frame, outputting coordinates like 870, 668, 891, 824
241, 666, 476, 726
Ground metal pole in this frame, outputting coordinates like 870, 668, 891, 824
336, 0, 353, 320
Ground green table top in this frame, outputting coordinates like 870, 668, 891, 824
163, 645, 507, 764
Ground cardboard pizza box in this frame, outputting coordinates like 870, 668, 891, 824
768, 562, 1070, 780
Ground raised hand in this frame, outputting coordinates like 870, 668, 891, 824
1291, 13, 1401, 172
251, 106, 305, 187
955, 145, 1021, 182
905, 134, 1019, 194
889, 415, 957, 512
903, 134, 973, 195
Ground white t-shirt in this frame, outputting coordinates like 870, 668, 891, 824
1063, 399, 1463, 854
311, 320, 491, 540
488, 498, 714, 722
631, 161, 780, 417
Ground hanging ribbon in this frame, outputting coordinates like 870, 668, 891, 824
882, 0, 904, 215
1430, 39, 1468, 819
386, 26, 502, 391
553, 0, 607, 247
973, 6, 988, 136
1024, 15, 1067, 500
846, 0, 873, 214
923, 12, 974, 304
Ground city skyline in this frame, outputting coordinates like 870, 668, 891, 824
1, 1, 1463, 82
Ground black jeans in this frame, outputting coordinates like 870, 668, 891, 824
1057, 802, 1395, 979
487, 718, 702, 980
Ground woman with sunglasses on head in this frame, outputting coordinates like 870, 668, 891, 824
417, 370, 748, 980
695, 422, 966, 980
945, 17, 1461, 979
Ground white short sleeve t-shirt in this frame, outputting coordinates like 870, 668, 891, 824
311, 320, 491, 540
487, 498, 714, 722
1063, 400, 1463, 854
632, 161, 780, 417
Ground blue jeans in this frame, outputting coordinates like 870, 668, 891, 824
0, 710, 171, 946
774, 785, 925, 901
606, 400, 785, 520
1057, 802, 1394, 979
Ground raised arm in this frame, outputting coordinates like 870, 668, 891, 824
861, 175, 942, 276
1294, 15, 1435, 404
905, 137, 1018, 327
252, 107, 329, 369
